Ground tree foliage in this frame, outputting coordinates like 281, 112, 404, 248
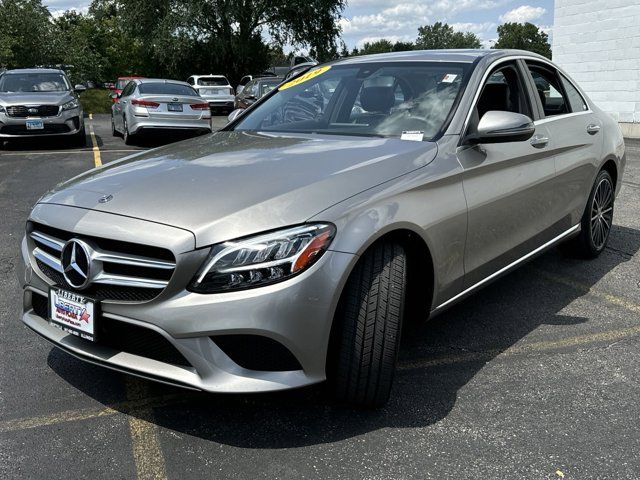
415, 22, 482, 50
0, 0, 53, 68
493, 22, 551, 59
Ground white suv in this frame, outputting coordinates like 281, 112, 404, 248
187, 75, 235, 113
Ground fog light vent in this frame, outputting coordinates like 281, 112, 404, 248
211, 335, 302, 372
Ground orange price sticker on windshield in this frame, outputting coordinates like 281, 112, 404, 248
279, 66, 332, 90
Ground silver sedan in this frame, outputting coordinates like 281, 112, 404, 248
111, 78, 212, 144
21, 50, 625, 408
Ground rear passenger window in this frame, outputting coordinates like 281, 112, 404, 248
526, 62, 569, 117
560, 74, 588, 112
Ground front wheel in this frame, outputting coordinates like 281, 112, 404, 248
123, 116, 135, 145
562, 169, 615, 258
330, 241, 407, 408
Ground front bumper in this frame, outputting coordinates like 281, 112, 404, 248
20, 209, 355, 393
0, 109, 83, 138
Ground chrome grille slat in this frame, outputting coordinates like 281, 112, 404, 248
28, 224, 176, 302
30, 231, 65, 252
93, 272, 169, 289
93, 251, 175, 270
33, 247, 64, 273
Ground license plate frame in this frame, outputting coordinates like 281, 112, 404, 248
167, 103, 183, 112
26, 119, 44, 130
49, 287, 99, 342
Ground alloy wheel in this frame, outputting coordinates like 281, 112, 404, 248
590, 176, 614, 250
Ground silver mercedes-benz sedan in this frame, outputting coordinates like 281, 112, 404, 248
111, 78, 212, 144
0, 68, 86, 145
20, 50, 625, 407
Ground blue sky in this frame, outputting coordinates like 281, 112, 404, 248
43, 0, 554, 50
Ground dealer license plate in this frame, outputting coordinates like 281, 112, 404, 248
26, 119, 44, 130
49, 287, 97, 341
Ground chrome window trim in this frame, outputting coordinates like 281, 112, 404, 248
459, 55, 593, 139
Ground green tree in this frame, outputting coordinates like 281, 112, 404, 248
493, 22, 551, 58
360, 39, 394, 55
113, 0, 346, 83
392, 41, 414, 52
415, 22, 482, 49
0, 0, 53, 68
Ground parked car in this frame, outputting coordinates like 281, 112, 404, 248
111, 78, 211, 144
235, 72, 278, 95
234, 77, 282, 109
0, 68, 86, 145
20, 50, 624, 407
111, 76, 145, 102
186, 74, 235, 113
283, 61, 318, 81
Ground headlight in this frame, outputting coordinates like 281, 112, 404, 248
0, 105, 5, 113
61, 99, 80, 111
188, 223, 336, 293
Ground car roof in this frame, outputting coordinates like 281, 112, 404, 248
3, 68, 66, 74
191, 74, 228, 78
331, 49, 547, 65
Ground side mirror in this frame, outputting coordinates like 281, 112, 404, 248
236, 85, 243, 94
74, 84, 87, 92
227, 108, 245, 123
246, 94, 257, 100
468, 111, 535, 144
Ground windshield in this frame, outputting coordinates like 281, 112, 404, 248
259, 80, 281, 96
233, 62, 471, 139
138, 83, 198, 96
198, 77, 229, 86
0, 72, 70, 93
116, 79, 130, 90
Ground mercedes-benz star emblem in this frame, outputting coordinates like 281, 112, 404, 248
61, 239, 92, 289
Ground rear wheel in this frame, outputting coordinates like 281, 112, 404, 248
330, 241, 407, 408
562, 169, 615, 258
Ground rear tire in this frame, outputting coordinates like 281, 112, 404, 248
330, 241, 407, 408
561, 169, 615, 258
111, 116, 119, 137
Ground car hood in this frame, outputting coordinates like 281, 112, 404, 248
0, 91, 74, 106
39, 131, 437, 247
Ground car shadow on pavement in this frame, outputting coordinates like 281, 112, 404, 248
47, 224, 640, 448
0, 134, 90, 152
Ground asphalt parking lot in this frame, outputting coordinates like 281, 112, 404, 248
0, 114, 639, 479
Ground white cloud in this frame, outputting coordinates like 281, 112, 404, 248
499, 5, 546, 23
451, 22, 497, 35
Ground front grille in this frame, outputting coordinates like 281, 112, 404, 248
29, 222, 176, 303
1, 124, 70, 135
6, 105, 60, 118
30, 292, 191, 367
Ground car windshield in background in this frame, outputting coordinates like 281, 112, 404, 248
198, 77, 229, 86
0, 73, 70, 93
138, 83, 198, 96
260, 80, 281, 96
233, 62, 471, 139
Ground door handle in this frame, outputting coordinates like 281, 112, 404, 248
530, 135, 549, 148
587, 124, 601, 135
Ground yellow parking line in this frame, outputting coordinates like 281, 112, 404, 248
0, 392, 186, 434
88, 117, 102, 168
398, 324, 640, 371
535, 269, 640, 314
125, 378, 168, 480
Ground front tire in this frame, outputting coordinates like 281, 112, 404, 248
563, 169, 615, 258
330, 242, 407, 408
123, 116, 135, 145
73, 126, 86, 147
